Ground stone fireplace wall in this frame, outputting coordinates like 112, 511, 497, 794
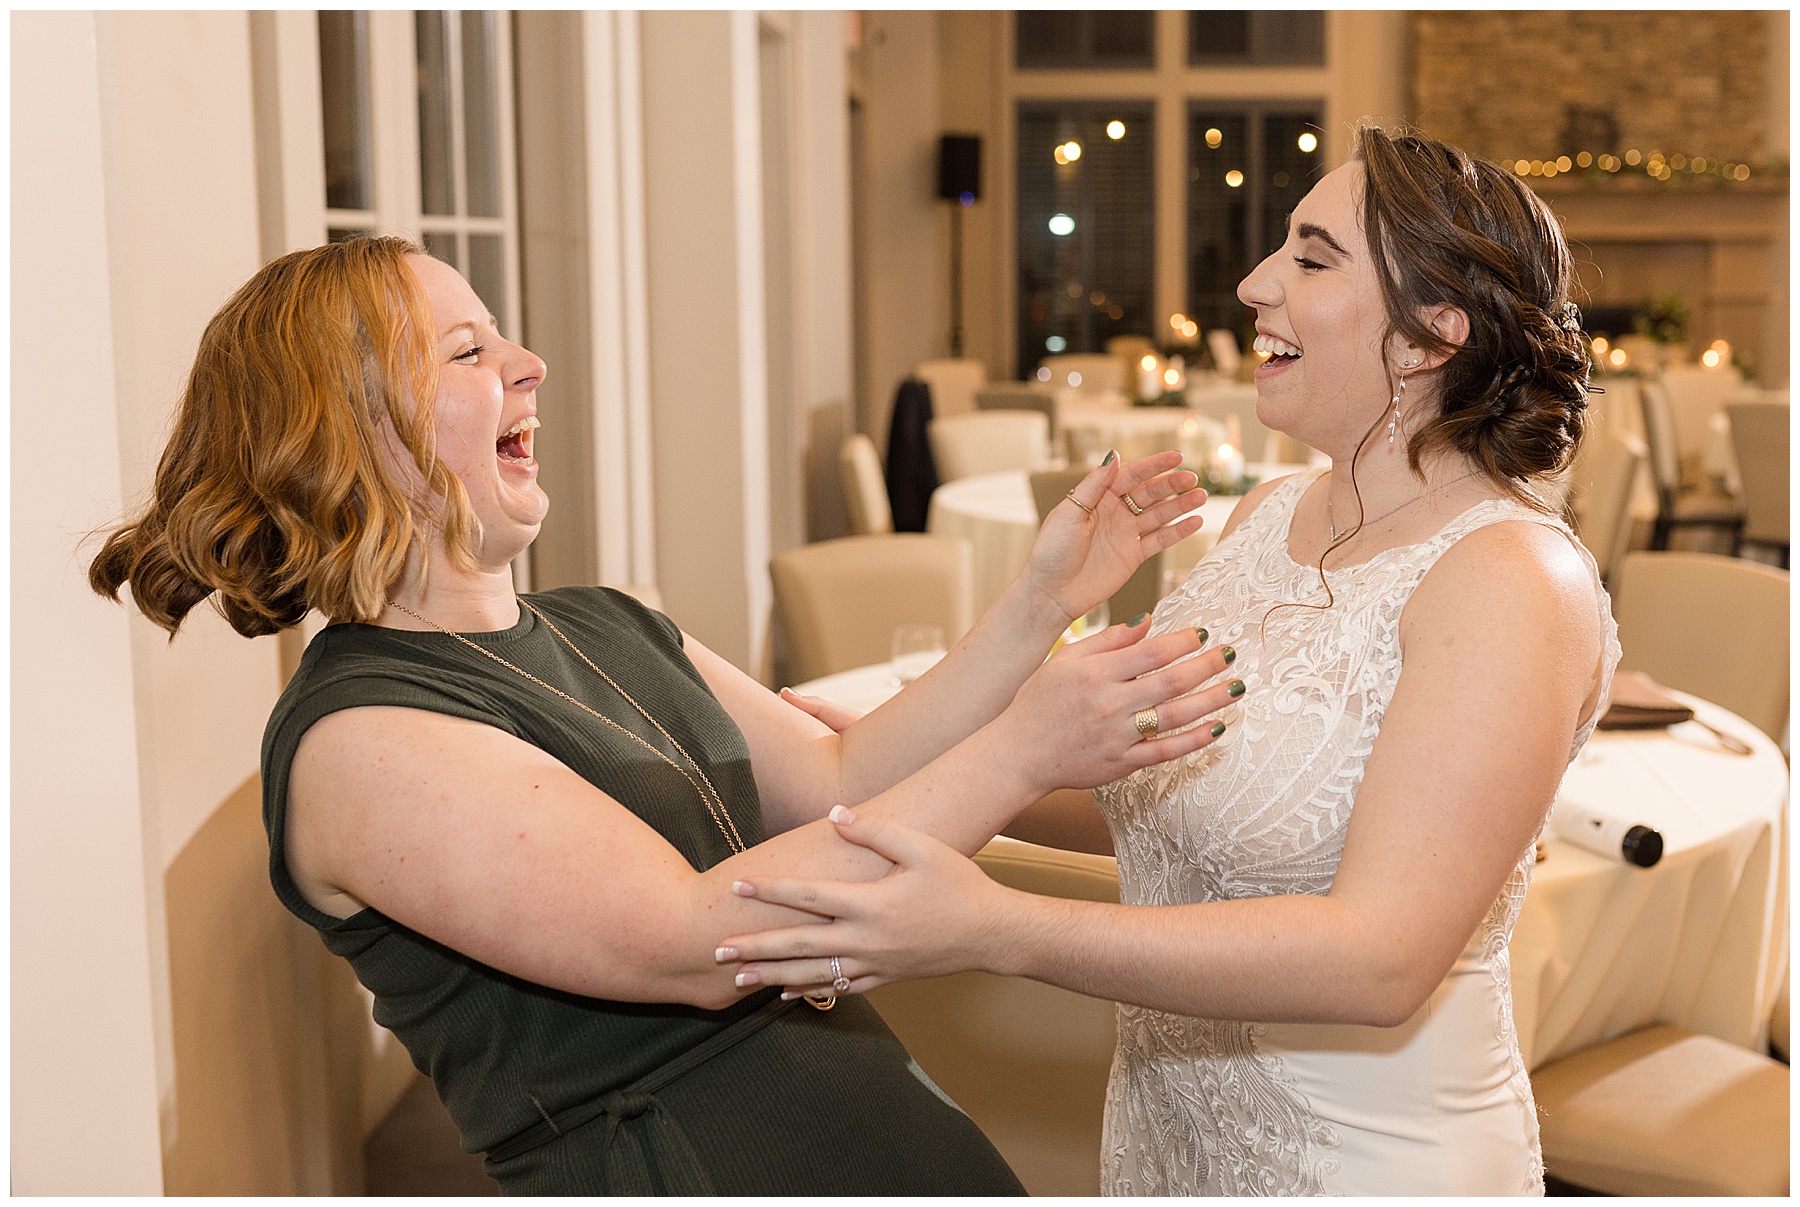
1412, 11, 1772, 164
1407, 12, 1787, 386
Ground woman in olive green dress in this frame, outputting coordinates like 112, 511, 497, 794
90, 237, 1240, 1193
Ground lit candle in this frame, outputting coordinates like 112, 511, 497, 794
1137, 353, 1161, 401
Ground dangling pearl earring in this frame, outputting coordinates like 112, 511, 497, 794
1388, 358, 1423, 446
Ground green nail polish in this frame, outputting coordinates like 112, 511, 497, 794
1227, 679, 1246, 697
1210, 721, 1227, 738
1102, 449, 1117, 466
1222, 646, 1237, 664
1195, 628, 1209, 645
1129, 612, 1146, 626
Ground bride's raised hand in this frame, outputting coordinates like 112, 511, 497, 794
718, 807, 1011, 996
1025, 450, 1207, 624
996, 615, 1240, 794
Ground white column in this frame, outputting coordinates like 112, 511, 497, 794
10, 12, 165, 1192
638, 11, 773, 671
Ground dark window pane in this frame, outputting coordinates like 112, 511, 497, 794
461, 11, 501, 218
1017, 11, 1154, 70
467, 234, 506, 333
416, 12, 456, 216
1188, 11, 1250, 61
1187, 104, 1323, 348
1188, 10, 1324, 66
1187, 111, 1251, 337
327, 227, 374, 244
1016, 102, 1154, 377
318, 11, 373, 211
422, 229, 459, 270
1257, 12, 1326, 66
1259, 114, 1325, 261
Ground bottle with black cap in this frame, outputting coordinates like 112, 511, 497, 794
1551, 798, 1664, 867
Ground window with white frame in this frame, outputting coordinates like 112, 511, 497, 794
318, 10, 521, 339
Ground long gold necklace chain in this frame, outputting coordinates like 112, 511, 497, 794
386, 598, 747, 855
1327, 470, 1484, 543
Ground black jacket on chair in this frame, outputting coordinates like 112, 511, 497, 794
885, 377, 940, 532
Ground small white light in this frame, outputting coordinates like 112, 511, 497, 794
1048, 213, 1075, 236
1225, 170, 1244, 188
1046, 336, 1067, 353
1163, 368, 1180, 386
1106, 121, 1125, 140
1701, 350, 1722, 368
1205, 128, 1222, 148
1140, 354, 1157, 371
1297, 132, 1318, 153
1591, 336, 1609, 355
1608, 348, 1628, 368
1181, 321, 1198, 340
1060, 140, 1082, 163
1217, 443, 1235, 459
1036, 366, 1052, 381
1068, 371, 1082, 386
1169, 313, 1186, 330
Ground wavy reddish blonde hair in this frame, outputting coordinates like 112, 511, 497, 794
90, 236, 481, 636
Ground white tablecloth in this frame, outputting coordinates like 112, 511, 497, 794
925, 466, 1299, 616
789, 669, 1788, 1069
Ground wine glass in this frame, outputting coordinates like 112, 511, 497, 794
890, 624, 946, 686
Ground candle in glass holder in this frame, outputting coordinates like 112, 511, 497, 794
1137, 352, 1161, 401
1212, 439, 1246, 491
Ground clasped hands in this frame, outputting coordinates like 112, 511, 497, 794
726, 605, 1242, 1002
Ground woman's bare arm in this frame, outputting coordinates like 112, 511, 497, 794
703, 455, 1208, 834
725, 520, 1607, 1022
285, 621, 1234, 1011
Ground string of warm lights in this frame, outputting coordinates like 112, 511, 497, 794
1509, 149, 1775, 183
1588, 334, 1735, 372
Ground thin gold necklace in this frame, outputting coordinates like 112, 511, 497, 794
1327, 470, 1483, 543
387, 598, 747, 855
386, 597, 840, 1011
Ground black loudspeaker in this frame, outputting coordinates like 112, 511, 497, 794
937, 134, 981, 202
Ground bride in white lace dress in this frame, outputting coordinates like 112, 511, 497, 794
723, 127, 1620, 1196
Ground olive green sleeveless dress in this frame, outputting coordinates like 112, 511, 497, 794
261, 586, 1023, 1195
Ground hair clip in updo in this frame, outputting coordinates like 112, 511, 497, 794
1559, 301, 1583, 334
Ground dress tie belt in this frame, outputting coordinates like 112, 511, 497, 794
483, 992, 799, 1193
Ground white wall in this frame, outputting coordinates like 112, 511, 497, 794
11, 11, 166, 1192
853, 11, 943, 448
639, 11, 773, 671
13, 10, 284, 1188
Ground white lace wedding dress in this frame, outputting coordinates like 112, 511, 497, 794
1095, 468, 1620, 1196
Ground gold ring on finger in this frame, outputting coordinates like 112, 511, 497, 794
1064, 489, 1097, 517
1122, 492, 1144, 516
1133, 706, 1161, 739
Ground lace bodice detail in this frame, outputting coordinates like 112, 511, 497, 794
1095, 469, 1621, 1196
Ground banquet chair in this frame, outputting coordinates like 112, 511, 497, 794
1639, 380, 1743, 550
1724, 402, 1788, 566
1611, 550, 1789, 742
976, 382, 1060, 443
770, 534, 973, 685
1658, 364, 1745, 470
928, 410, 1052, 483
1040, 353, 1125, 397
1565, 430, 1646, 584
867, 837, 1121, 1195
915, 357, 986, 419
839, 434, 894, 536
1029, 469, 1162, 625
1532, 1024, 1789, 1196
1105, 334, 1154, 395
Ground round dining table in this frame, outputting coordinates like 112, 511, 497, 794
927, 463, 1307, 616
786, 666, 1788, 1071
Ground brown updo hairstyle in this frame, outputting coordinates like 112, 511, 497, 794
89, 236, 481, 637
1355, 125, 1591, 504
